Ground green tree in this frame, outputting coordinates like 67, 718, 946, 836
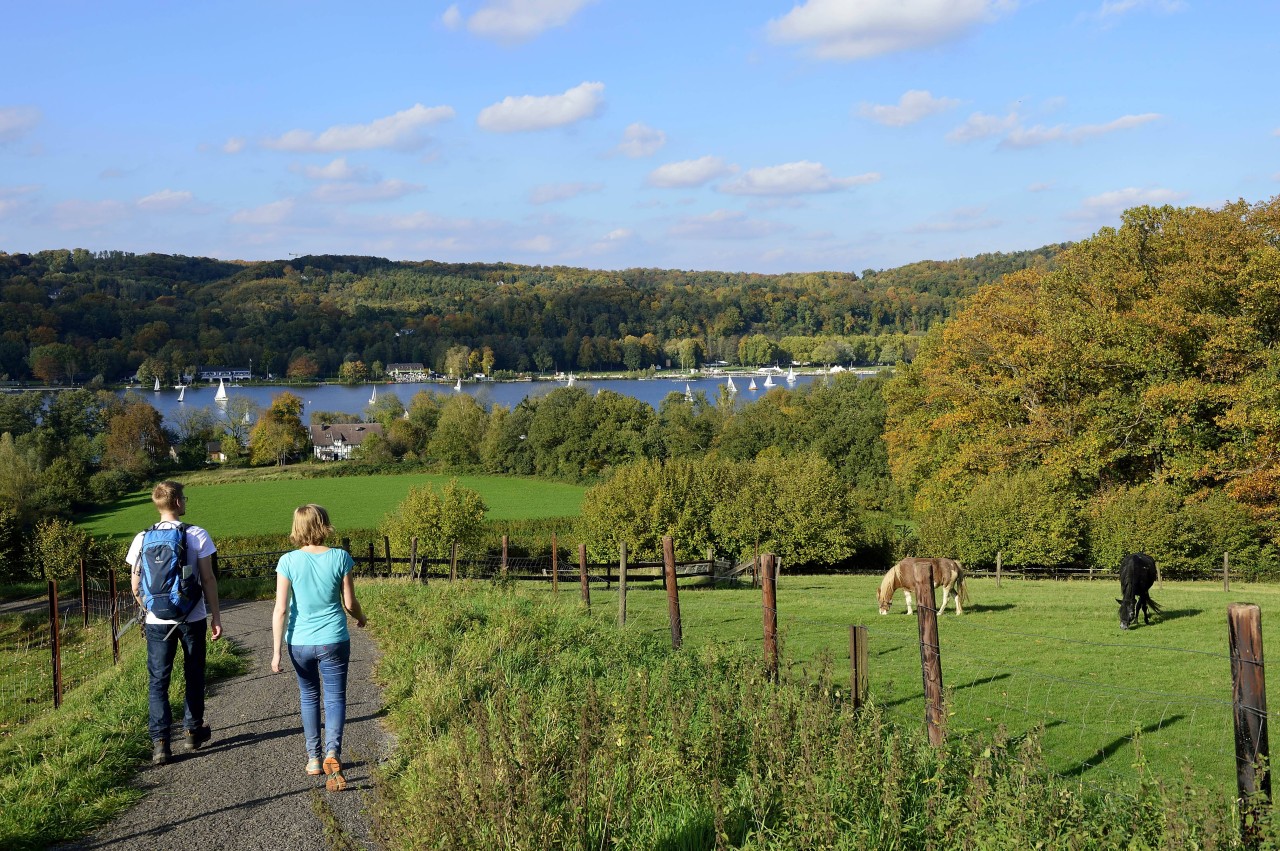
379, 479, 488, 560
249, 392, 308, 465
426, 394, 488, 468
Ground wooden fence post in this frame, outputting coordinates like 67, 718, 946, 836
341, 537, 350, 555
618, 542, 628, 628
501, 535, 509, 580
849, 624, 868, 710
753, 540, 760, 589
1229, 602, 1271, 845
914, 561, 945, 747
762, 553, 778, 680
48, 580, 63, 710
579, 544, 590, 607
996, 551, 1002, 588
552, 533, 559, 594
450, 541, 458, 582
663, 536, 682, 650
367, 542, 375, 575
384, 536, 393, 573
410, 537, 420, 582
1225, 552, 1231, 592
109, 568, 121, 665
79, 552, 89, 628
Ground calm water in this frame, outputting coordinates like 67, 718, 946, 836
132, 373, 841, 422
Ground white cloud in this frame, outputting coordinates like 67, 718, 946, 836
616, 122, 666, 158
528, 181, 604, 204
719, 161, 880, 196
669, 209, 790, 241
1093, 0, 1186, 20
947, 111, 1021, 143
909, 206, 1001, 233
1068, 187, 1186, 221
223, 137, 246, 155
312, 180, 422, 203
300, 158, 372, 181
0, 106, 41, 143
231, 198, 296, 226
455, 0, 596, 43
478, 82, 605, 132
585, 227, 636, 255
263, 104, 455, 152
647, 156, 734, 188
0, 185, 38, 218
859, 90, 959, 126
136, 189, 196, 212
1027, 181, 1054, 192
767, 0, 1015, 61
949, 110, 1161, 147
515, 234, 556, 252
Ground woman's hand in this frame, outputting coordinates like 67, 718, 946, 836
271, 651, 282, 673
356, 614, 367, 629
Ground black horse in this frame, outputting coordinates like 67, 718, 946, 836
1117, 552, 1161, 630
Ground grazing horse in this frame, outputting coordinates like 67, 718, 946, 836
1117, 552, 1161, 630
878, 557, 970, 616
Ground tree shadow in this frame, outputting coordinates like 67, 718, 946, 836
1056, 714, 1187, 779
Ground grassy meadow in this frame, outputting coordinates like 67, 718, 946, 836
79, 471, 586, 541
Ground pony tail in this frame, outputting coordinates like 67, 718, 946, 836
958, 574, 971, 606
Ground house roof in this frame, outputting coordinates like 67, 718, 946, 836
309, 423, 385, 447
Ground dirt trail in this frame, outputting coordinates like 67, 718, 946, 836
58, 598, 389, 851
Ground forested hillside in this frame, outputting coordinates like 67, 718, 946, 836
0, 245, 1063, 384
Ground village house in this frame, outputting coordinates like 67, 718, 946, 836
309, 422, 384, 461
386, 362, 428, 381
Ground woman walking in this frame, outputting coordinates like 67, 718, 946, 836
272, 504, 366, 791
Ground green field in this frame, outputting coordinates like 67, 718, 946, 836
79, 472, 586, 540
538, 573, 1278, 796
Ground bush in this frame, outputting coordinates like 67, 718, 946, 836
28, 517, 92, 581
87, 469, 136, 504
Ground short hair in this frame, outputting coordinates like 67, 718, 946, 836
290, 504, 334, 547
152, 481, 185, 513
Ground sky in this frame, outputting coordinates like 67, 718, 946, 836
2, 1, 1278, 275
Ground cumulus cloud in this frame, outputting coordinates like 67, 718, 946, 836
669, 209, 790, 241
646, 156, 734, 188
858, 90, 959, 126
528, 181, 603, 204
947, 111, 1021, 143
616, 122, 666, 157
231, 198, 296, 226
262, 104, 455, 152
446, 0, 596, 43
1067, 187, 1185, 221
949, 110, 1161, 146
766, 0, 1015, 61
299, 158, 372, 181
136, 189, 196, 212
0, 106, 41, 143
223, 137, 246, 155
311, 180, 422, 203
478, 82, 605, 132
719, 161, 880, 196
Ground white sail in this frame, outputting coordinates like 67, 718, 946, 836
748, 378, 758, 391
786, 366, 797, 383
684, 382, 694, 402
726, 376, 737, 393
370, 386, 377, 404
153, 376, 160, 392
567, 374, 576, 386
215, 378, 227, 402
764, 375, 775, 387
454, 377, 462, 391
177, 386, 185, 402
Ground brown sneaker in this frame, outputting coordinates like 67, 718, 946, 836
323, 753, 346, 792
151, 739, 171, 766
183, 725, 211, 752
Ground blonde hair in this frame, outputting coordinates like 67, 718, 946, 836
290, 504, 334, 547
152, 481, 184, 513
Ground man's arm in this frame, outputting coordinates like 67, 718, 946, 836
198, 554, 222, 640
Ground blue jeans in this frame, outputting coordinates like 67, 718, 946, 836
145, 620, 207, 741
288, 640, 351, 759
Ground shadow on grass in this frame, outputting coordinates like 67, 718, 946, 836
1056, 714, 1187, 779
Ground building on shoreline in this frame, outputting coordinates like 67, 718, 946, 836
309, 422, 384, 461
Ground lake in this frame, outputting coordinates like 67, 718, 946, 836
131, 372, 852, 422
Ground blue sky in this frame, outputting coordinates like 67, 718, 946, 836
2, 1, 1277, 274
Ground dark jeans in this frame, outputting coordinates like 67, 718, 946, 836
288, 640, 350, 759
145, 619, 207, 742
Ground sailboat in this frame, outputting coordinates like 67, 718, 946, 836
153, 376, 161, 392
684, 382, 694, 402
215, 378, 228, 402
726, 376, 737, 393
177, 386, 185, 402
786, 366, 797, 384
763, 375, 775, 388
748, 378, 758, 391
369, 385, 377, 405
454, 377, 462, 391
567, 374, 576, 386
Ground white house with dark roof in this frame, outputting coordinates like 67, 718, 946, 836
309, 422, 384, 461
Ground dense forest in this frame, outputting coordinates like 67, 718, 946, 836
0, 245, 1063, 384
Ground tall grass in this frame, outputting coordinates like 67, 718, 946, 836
361, 582, 1263, 849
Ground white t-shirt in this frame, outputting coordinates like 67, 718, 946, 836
126, 521, 217, 625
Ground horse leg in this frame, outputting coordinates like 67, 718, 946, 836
904, 590, 914, 615
939, 584, 951, 614
954, 584, 963, 615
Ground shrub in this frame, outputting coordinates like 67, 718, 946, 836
28, 517, 93, 581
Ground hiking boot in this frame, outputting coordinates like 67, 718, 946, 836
323, 752, 346, 792
306, 757, 323, 776
151, 739, 171, 766
182, 725, 211, 752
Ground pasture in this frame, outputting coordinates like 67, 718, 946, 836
78, 472, 586, 540
539, 572, 1280, 794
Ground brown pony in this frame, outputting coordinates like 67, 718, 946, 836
877, 557, 969, 615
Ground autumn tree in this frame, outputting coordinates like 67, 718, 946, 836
249, 392, 308, 466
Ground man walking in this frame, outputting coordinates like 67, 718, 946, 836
128, 480, 223, 765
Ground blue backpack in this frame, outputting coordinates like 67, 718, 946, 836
138, 523, 203, 620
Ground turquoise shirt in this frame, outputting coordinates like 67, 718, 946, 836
276, 548, 353, 646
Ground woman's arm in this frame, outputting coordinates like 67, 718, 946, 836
271, 572, 291, 673
342, 573, 366, 628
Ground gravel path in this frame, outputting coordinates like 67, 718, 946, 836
58, 599, 390, 851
